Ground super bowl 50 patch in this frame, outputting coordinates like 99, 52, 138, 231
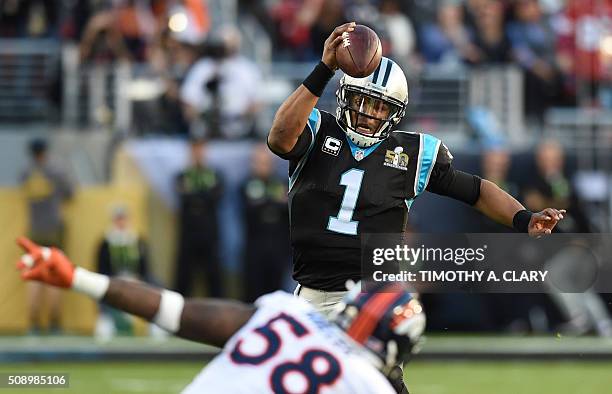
384, 147, 409, 171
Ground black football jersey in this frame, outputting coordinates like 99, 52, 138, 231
287, 109, 453, 290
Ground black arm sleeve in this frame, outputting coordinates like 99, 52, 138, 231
425, 143, 482, 205
267, 127, 312, 161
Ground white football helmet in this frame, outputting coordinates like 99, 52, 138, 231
336, 57, 409, 148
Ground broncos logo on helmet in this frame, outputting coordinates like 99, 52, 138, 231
332, 281, 425, 375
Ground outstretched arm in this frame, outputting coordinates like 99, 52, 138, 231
473, 179, 565, 235
474, 179, 524, 227
16, 238, 254, 347
103, 279, 254, 347
267, 22, 354, 156
426, 145, 565, 236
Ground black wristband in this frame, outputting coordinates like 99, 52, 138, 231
513, 209, 533, 233
302, 61, 334, 97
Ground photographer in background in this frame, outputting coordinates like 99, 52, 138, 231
180, 25, 263, 139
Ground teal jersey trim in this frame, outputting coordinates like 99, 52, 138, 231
345, 135, 382, 161
416, 134, 441, 196
289, 108, 321, 191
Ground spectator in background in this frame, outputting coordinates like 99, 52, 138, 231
79, 0, 163, 64
304, 0, 346, 58
240, 144, 290, 303
522, 139, 590, 233
522, 140, 612, 337
377, 0, 418, 68
20, 138, 73, 334
269, 0, 316, 60
418, 1, 481, 66
95, 205, 162, 338
174, 137, 224, 297
0, 0, 58, 38
507, 0, 561, 122
269, 0, 347, 61
144, 20, 205, 135
57, 0, 95, 42
557, 0, 612, 108
467, 0, 512, 65
402, 0, 445, 32
97, 205, 151, 284
238, 0, 274, 38
481, 146, 519, 199
180, 25, 263, 139
345, 0, 379, 27
463, 0, 489, 30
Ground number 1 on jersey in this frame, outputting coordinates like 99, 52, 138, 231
327, 169, 364, 235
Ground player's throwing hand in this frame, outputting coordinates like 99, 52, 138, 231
16, 237, 75, 288
528, 208, 566, 237
322, 22, 356, 71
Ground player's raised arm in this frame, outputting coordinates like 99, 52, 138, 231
15, 237, 254, 347
267, 22, 355, 156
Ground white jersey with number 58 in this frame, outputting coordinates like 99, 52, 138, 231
181, 291, 395, 394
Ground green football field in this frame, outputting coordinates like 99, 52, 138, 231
1, 361, 611, 394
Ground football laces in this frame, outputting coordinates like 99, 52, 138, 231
342, 31, 351, 48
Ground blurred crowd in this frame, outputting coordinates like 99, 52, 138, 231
3, 0, 612, 133
263, 0, 612, 119
0, 0, 263, 138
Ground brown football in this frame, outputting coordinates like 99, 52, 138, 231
336, 25, 382, 78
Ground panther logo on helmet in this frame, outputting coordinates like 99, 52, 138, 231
336, 57, 409, 148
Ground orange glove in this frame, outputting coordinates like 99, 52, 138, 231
16, 237, 75, 288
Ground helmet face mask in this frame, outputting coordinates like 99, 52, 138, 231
336, 57, 409, 148
339, 87, 404, 140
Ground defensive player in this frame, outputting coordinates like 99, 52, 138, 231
15, 237, 425, 394
267, 22, 566, 312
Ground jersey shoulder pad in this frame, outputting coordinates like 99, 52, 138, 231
389, 129, 424, 145
396, 131, 452, 166
390, 129, 420, 137
318, 109, 335, 120
318, 109, 340, 131
435, 140, 453, 166
304, 109, 338, 138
